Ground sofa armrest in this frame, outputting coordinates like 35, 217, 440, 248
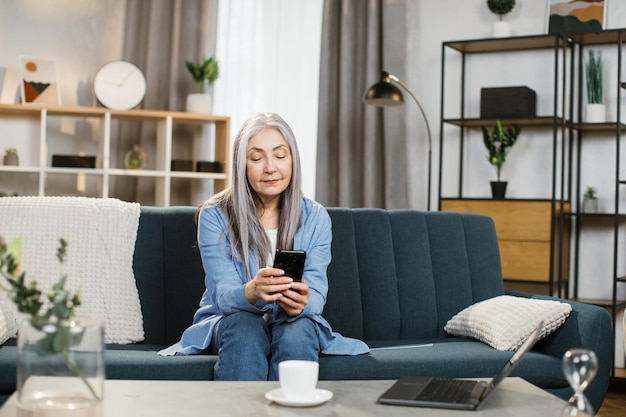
506, 290, 612, 412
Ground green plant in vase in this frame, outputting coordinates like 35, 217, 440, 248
185, 57, 219, 94
0, 236, 102, 404
482, 120, 521, 199
487, 0, 516, 20
487, 0, 516, 37
585, 50, 605, 122
582, 186, 598, 213
4, 148, 18, 166
586, 51, 602, 105
185, 57, 219, 113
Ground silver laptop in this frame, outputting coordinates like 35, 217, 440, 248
377, 323, 542, 410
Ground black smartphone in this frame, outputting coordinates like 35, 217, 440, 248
273, 249, 306, 282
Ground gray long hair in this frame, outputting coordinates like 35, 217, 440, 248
206, 112, 303, 280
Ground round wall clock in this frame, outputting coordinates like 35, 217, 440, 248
94, 61, 147, 110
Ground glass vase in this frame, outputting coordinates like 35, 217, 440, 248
124, 145, 147, 170
17, 317, 105, 415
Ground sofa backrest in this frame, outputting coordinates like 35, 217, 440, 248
134, 206, 204, 345
323, 208, 505, 341
133, 207, 505, 345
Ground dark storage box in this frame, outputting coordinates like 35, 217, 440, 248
196, 161, 223, 173
480, 86, 536, 119
171, 160, 194, 171
51, 155, 96, 169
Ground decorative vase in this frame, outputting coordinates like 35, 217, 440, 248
582, 197, 598, 213
490, 181, 508, 200
491, 21, 511, 38
585, 103, 606, 123
3, 154, 18, 166
186, 93, 212, 114
124, 145, 147, 170
17, 317, 105, 414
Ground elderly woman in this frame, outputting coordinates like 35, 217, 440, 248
159, 112, 368, 380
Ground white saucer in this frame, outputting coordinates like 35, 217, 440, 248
265, 388, 333, 407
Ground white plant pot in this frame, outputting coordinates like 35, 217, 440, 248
186, 94, 212, 114
582, 197, 598, 213
585, 103, 606, 123
491, 21, 511, 38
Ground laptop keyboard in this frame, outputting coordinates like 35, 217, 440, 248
416, 379, 478, 403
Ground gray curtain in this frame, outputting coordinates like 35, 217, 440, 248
112, 0, 214, 204
316, 0, 408, 208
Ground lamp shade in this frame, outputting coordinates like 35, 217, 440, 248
363, 72, 404, 106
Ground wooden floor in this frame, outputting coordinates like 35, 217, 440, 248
597, 391, 626, 417
597, 376, 626, 417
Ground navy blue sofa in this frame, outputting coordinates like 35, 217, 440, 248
0, 206, 612, 410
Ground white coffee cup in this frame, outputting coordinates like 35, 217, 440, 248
278, 360, 319, 401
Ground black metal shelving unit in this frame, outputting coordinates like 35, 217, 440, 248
568, 29, 626, 377
438, 33, 573, 298
439, 30, 626, 376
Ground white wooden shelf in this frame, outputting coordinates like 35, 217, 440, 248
0, 103, 230, 206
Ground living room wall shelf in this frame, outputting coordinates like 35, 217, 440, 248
444, 34, 568, 54
0, 103, 230, 206
443, 116, 568, 128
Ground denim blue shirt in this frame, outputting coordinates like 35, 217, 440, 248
159, 197, 369, 356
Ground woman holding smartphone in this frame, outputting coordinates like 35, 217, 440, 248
159, 112, 368, 380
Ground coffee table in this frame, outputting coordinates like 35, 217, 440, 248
0, 378, 567, 417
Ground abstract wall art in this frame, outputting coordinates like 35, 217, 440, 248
19, 56, 61, 105
547, 0, 607, 35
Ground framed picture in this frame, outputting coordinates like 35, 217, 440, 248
546, 0, 607, 35
19, 56, 61, 106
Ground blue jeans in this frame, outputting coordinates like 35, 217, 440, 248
212, 311, 320, 380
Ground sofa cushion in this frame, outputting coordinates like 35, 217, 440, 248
104, 345, 216, 380
444, 295, 572, 350
319, 339, 567, 389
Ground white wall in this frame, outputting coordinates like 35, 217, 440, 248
0, 1, 125, 106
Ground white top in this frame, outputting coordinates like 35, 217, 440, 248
265, 228, 278, 267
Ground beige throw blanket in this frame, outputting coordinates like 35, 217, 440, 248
0, 196, 144, 344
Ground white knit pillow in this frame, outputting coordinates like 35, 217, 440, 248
0, 196, 144, 344
444, 295, 572, 351
0, 298, 17, 345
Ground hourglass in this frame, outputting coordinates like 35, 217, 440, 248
561, 349, 598, 416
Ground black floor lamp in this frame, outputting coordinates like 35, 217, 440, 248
363, 71, 433, 211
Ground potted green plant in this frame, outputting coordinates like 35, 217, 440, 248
4, 148, 18, 166
482, 120, 521, 199
582, 186, 598, 213
585, 50, 605, 123
487, 0, 516, 37
185, 57, 219, 114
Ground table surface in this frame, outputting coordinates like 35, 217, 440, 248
0, 378, 567, 417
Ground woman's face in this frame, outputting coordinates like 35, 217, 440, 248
246, 128, 292, 204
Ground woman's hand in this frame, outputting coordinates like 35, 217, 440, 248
243, 267, 309, 316
276, 280, 309, 316
244, 267, 293, 305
